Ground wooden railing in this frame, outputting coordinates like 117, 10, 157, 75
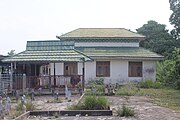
0, 74, 11, 93
13, 75, 83, 90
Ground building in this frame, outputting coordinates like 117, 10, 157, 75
2, 28, 163, 90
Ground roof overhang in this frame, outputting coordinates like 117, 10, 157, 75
2, 50, 93, 63
90, 56, 164, 61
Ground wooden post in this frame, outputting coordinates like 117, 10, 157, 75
82, 62, 85, 91
54, 63, 56, 89
34, 64, 37, 76
10, 63, 13, 91
80, 57, 85, 91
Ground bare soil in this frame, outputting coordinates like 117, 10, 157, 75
4, 95, 180, 120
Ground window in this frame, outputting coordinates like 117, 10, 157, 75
96, 61, 110, 77
128, 62, 142, 77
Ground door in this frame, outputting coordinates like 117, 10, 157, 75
64, 62, 78, 75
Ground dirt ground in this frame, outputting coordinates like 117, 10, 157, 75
3, 95, 180, 120
28, 96, 180, 120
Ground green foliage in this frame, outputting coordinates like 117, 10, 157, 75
115, 84, 139, 96
69, 95, 109, 110
156, 48, 180, 89
116, 105, 135, 117
7, 50, 15, 56
88, 78, 104, 85
15, 102, 26, 112
156, 60, 176, 85
175, 79, 180, 89
136, 20, 180, 57
87, 78, 105, 95
15, 100, 34, 112
25, 100, 35, 111
139, 88, 180, 111
169, 0, 180, 39
138, 80, 162, 89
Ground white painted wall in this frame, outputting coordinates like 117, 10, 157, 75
47, 60, 156, 84
84, 62, 96, 83
143, 61, 156, 81
50, 63, 63, 75
78, 62, 83, 75
75, 42, 139, 47
84, 60, 157, 84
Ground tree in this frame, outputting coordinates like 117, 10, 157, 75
156, 48, 180, 89
7, 50, 15, 56
136, 20, 179, 57
169, 0, 180, 39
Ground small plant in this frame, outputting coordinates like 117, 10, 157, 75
83, 95, 109, 110
116, 105, 135, 117
69, 95, 109, 110
88, 78, 104, 85
46, 99, 62, 103
115, 84, 138, 96
15, 100, 34, 112
15, 102, 26, 112
138, 80, 162, 89
25, 100, 35, 111
53, 112, 60, 118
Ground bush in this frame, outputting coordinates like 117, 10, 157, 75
116, 105, 135, 117
86, 84, 105, 96
69, 95, 109, 110
115, 84, 139, 96
15, 100, 35, 112
175, 79, 180, 89
138, 80, 162, 89
88, 78, 104, 85
25, 100, 35, 111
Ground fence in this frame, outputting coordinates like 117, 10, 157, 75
0, 73, 11, 93
0, 74, 83, 92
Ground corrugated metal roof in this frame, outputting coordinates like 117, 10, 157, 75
59, 28, 145, 39
76, 47, 164, 60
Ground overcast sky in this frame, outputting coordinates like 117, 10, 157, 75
0, 0, 173, 55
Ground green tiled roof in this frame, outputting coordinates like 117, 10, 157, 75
59, 28, 145, 40
2, 40, 91, 62
76, 47, 164, 60
26, 40, 74, 51
2, 50, 91, 62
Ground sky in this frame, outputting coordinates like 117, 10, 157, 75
0, 0, 173, 55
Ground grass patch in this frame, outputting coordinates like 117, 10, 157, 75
138, 80, 162, 89
116, 105, 135, 117
46, 99, 62, 103
12, 99, 35, 119
140, 88, 180, 111
115, 84, 180, 111
85, 85, 105, 96
115, 84, 139, 96
69, 95, 109, 110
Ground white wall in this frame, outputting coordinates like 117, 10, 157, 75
50, 63, 63, 75
84, 62, 96, 83
75, 42, 139, 47
48, 60, 157, 84
84, 60, 157, 84
143, 61, 156, 81
78, 62, 83, 75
